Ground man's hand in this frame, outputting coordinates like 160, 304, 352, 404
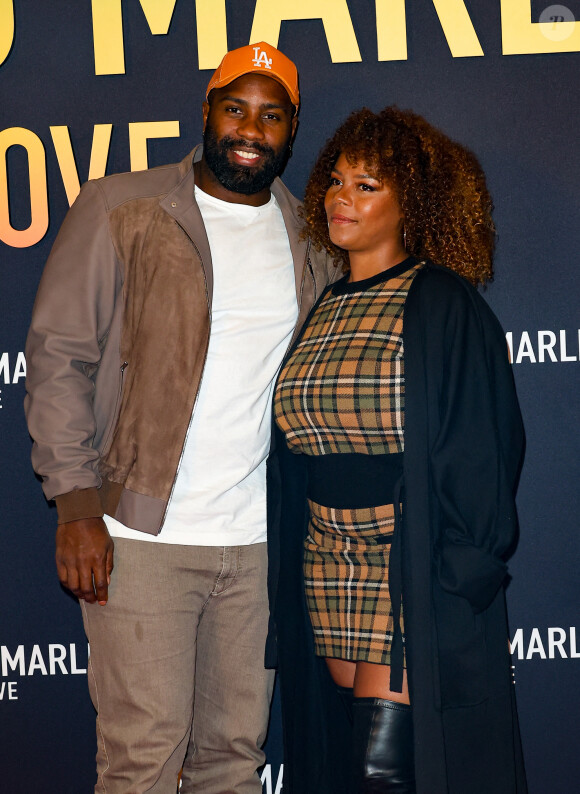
55, 517, 114, 605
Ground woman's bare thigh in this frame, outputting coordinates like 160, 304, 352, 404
326, 657, 356, 688
354, 662, 410, 704
326, 658, 410, 704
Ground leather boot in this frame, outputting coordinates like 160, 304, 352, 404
336, 684, 354, 724
352, 697, 415, 793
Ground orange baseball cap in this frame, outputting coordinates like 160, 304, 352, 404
206, 42, 299, 111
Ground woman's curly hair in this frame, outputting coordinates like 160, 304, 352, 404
303, 107, 495, 285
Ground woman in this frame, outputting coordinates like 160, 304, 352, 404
267, 108, 527, 794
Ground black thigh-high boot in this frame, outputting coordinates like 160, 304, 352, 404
352, 697, 415, 793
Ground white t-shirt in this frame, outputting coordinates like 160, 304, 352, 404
105, 186, 298, 545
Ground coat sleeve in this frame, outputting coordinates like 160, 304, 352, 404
24, 180, 121, 523
417, 270, 524, 613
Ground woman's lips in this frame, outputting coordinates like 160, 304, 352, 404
330, 213, 356, 224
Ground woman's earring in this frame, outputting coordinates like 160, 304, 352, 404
403, 226, 407, 249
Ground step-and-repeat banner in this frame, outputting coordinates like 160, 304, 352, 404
1, 2, 579, 791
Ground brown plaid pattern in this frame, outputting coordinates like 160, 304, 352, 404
275, 263, 422, 664
274, 262, 423, 456
304, 500, 405, 665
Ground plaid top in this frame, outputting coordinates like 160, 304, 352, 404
274, 258, 423, 457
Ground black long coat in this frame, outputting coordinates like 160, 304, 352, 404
266, 262, 528, 794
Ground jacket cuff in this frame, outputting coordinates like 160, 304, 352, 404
55, 487, 104, 524
436, 532, 508, 613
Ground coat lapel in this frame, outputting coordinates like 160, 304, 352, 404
159, 147, 214, 305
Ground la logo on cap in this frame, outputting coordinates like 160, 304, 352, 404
252, 46, 272, 70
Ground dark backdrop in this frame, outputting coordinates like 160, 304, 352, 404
1, 1, 579, 791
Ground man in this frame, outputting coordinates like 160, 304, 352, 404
25, 42, 333, 793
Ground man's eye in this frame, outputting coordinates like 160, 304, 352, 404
263, 113, 280, 121
225, 106, 242, 114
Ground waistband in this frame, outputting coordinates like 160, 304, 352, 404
306, 452, 403, 509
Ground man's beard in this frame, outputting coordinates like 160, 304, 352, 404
203, 124, 290, 195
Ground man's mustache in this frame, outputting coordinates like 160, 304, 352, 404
220, 136, 275, 156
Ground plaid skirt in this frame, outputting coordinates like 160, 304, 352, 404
303, 499, 405, 666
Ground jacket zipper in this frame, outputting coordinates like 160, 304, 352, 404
303, 239, 315, 303
100, 360, 128, 456
157, 237, 211, 533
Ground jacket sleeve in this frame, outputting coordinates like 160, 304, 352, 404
419, 271, 524, 613
24, 180, 121, 524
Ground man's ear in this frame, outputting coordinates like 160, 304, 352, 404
202, 100, 210, 132
290, 113, 299, 142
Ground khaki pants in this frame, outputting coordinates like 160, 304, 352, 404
81, 538, 274, 794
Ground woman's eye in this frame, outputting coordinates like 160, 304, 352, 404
329, 177, 341, 186
360, 183, 376, 192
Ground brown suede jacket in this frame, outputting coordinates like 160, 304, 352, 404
25, 147, 336, 535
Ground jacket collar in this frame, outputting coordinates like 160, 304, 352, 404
159, 147, 214, 302
159, 146, 307, 307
